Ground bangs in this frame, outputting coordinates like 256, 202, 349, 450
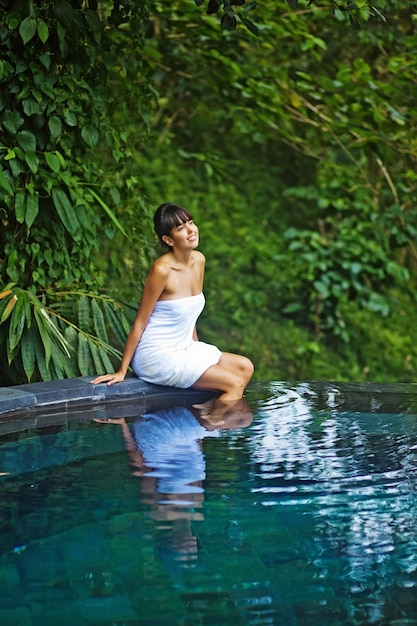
167, 207, 193, 231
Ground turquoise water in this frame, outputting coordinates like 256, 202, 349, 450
1, 382, 417, 625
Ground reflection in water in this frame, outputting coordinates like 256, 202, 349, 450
96, 399, 253, 566
250, 383, 417, 620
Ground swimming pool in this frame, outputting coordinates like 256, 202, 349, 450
1, 381, 417, 625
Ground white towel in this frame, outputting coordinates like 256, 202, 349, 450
131, 293, 222, 388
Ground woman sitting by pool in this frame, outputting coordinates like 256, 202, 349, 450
92, 203, 254, 415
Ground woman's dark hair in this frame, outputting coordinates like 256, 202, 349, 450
154, 203, 193, 247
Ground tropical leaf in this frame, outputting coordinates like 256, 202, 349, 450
0, 289, 13, 300
0, 295, 18, 323
25, 190, 39, 228
14, 190, 26, 224
33, 307, 52, 366
64, 325, 78, 354
0, 287, 127, 382
103, 300, 129, 346
89, 341, 106, 374
78, 333, 93, 376
0, 168, 13, 195
50, 342, 68, 379
45, 152, 61, 173
92, 298, 108, 342
98, 345, 114, 372
52, 187, 81, 240
78, 295, 91, 331
39, 308, 71, 357
37, 19, 49, 43
19, 16, 37, 44
8, 292, 26, 356
33, 326, 50, 381
21, 326, 36, 381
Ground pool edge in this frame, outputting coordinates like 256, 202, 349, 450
0, 374, 217, 420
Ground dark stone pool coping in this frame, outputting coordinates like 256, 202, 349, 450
1, 377, 417, 421
0, 374, 216, 420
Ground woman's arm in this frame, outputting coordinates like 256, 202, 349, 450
91, 261, 169, 385
192, 252, 205, 343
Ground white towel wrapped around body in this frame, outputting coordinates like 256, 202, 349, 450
131, 293, 222, 388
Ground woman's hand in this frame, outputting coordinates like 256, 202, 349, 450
91, 371, 126, 386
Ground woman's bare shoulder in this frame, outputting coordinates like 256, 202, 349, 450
149, 255, 172, 280
194, 250, 206, 265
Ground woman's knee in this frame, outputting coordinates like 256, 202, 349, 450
220, 353, 254, 380
232, 359, 254, 392
240, 356, 254, 383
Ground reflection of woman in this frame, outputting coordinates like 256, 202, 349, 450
92, 203, 254, 415
132, 406, 219, 497
96, 400, 253, 564
96, 400, 253, 502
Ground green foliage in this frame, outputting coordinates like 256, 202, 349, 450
194, 0, 390, 32
0, 284, 132, 384
128, 0, 417, 382
195, 0, 259, 34
0, 0, 156, 383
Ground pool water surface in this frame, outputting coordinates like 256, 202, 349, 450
1, 381, 417, 625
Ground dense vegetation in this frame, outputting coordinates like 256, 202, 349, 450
1, 0, 416, 385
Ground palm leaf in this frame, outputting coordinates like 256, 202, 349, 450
98, 344, 115, 372
92, 298, 108, 342
78, 333, 94, 376
8, 293, 26, 358
89, 341, 106, 374
0, 294, 18, 323
78, 295, 91, 332
103, 300, 129, 347
33, 307, 52, 366
39, 308, 71, 357
21, 326, 36, 381
33, 325, 50, 381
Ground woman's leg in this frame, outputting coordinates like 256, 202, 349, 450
192, 352, 254, 402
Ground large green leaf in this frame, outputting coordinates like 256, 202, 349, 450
48, 116, 62, 139
0, 294, 18, 323
37, 19, 49, 43
78, 295, 91, 332
81, 125, 99, 148
25, 191, 39, 228
103, 300, 129, 347
16, 130, 36, 152
98, 346, 114, 372
14, 189, 26, 223
19, 16, 37, 44
89, 341, 105, 374
0, 168, 13, 196
21, 326, 36, 381
2, 110, 24, 134
33, 307, 52, 367
52, 187, 81, 240
92, 298, 108, 342
45, 152, 61, 173
50, 342, 68, 380
8, 293, 26, 356
78, 334, 93, 376
33, 326, 50, 381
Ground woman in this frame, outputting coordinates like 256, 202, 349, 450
92, 203, 254, 408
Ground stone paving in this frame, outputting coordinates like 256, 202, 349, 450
0, 374, 215, 420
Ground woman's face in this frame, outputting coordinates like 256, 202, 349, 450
165, 219, 199, 249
